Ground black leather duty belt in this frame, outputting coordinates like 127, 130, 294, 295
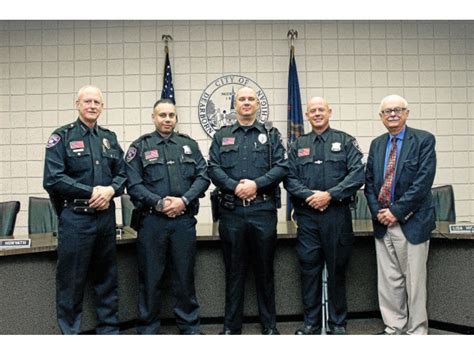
63, 199, 96, 214
223, 193, 274, 207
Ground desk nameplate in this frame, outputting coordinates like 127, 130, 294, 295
0, 239, 31, 249
449, 224, 474, 234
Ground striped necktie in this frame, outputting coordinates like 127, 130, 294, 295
377, 137, 398, 208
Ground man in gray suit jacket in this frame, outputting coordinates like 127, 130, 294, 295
365, 95, 436, 335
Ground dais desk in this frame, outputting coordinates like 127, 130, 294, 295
0, 221, 472, 334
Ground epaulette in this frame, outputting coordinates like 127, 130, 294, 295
55, 121, 76, 135
134, 132, 154, 144
98, 125, 111, 133
176, 131, 191, 139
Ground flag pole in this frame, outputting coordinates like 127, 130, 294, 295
160, 34, 175, 104
286, 29, 304, 221
162, 34, 173, 54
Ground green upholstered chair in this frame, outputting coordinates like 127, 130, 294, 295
121, 194, 134, 227
0, 201, 21, 237
28, 197, 58, 234
351, 189, 372, 220
432, 185, 456, 223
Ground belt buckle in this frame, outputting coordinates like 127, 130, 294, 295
242, 199, 250, 207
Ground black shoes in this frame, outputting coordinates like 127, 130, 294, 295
219, 329, 242, 335
180, 330, 204, 335
294, 325, 321, 335
262, 327, 280, 335
327, 325, 347, 335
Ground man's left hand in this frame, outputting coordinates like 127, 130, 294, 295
235, 179, 257, 201
162, 196, 186, 218
377, 208, 398, 226
89, 186, 115, 210
305, 190, 331, 211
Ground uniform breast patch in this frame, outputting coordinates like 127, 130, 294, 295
298, 148, 310, 157
46, 134, 61, 148
70, 140, 85, 150
144, 149, 159, 161
222, 137, 235, 146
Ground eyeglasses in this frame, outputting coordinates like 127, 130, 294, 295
381, 107, 407, 116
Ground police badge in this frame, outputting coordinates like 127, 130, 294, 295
103, 138, 111, 150
183, 145, 192, 155
331, 142, 342, 152
258, 133, 267, 144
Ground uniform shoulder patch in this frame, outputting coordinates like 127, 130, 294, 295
46, 134, 61, 148
126, 147, 138, 163
352, 139, 363, 153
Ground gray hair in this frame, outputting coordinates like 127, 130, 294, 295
76, 85, 104, 102
379, 94, 408, 112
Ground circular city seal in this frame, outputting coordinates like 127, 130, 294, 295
198, 75, 270, 138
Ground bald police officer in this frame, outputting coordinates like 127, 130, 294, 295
125, 99, 210, 334
208, 87, 288, 335
43, 85, 127, 334
286, 97, 364, 335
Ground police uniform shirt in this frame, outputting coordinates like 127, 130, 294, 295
286, 127, 365, 203
208, 121, 288, 194
43, 118, 127, 199
125, 131, 210, 208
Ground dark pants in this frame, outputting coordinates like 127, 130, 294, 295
136, 213, 200, 334
295, 205, 354, 332
219, 201, 278, 332
56, 205, 119, 335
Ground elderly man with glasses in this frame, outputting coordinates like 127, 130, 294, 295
365, 94, 437, 335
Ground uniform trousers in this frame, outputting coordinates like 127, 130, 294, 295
218, 201, 278, 332
56, 205, 119, 334
295, 205, 354, 332
136, 213, 200, 334
375, 223, 430, 335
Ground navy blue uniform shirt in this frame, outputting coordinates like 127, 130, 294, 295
286, 127, 365, 203
43, 118, 126, 199
208, 121, 288, 195
125, 131, 210, 208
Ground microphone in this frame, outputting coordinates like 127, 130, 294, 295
264, 121, 273, 131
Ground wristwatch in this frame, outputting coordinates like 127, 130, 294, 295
155, 199, 165, 212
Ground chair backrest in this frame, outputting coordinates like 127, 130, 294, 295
0, 201, 21, 237
121, 194, 134, 227
432, 185, 456, 222
351, 189, 372, 220
28, 197, 58, 234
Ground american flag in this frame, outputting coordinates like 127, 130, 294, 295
298, 148, 310, 157
70, 140, 84, 149
222, 137, 235, 146
145, 149, 159, 161
161, 47, 175, 104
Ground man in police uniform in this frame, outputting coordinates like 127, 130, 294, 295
125, 99, 210, 335
286, 97, 364, 335
43, 85, 127, 334
208, 87, 288, 335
